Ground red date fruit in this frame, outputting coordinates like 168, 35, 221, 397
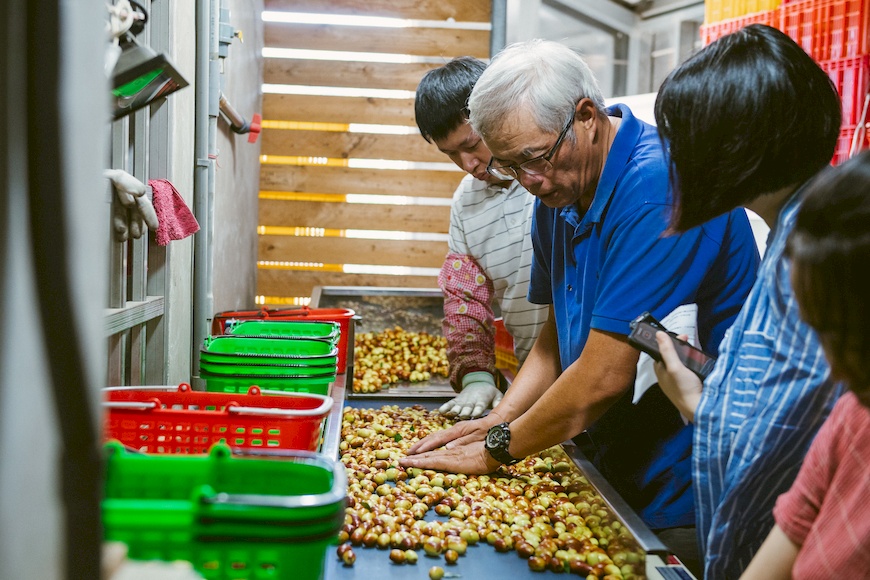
341, 548, 356, 567
528, 556, 547, 572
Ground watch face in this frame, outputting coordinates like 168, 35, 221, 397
486, 424, 508, 449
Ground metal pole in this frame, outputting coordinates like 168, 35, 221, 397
491, 0, 507, 56
193, 0, 211, 387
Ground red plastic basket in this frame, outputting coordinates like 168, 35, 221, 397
211, 307, 356, 369
780, 0, 870, 61
823, 55, 870, 127
103, 383, 333, 454
700, 9, 778, 45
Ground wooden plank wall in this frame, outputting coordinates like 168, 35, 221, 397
258, 0, 491, 305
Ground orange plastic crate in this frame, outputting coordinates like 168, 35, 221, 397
706, 0, 782, 24
780, 0, 870, 61
823, 55, 870, 126
701, 10, 778, 45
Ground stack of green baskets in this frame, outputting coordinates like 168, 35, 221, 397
200, 320, 340, 395
102, 441, 347, 580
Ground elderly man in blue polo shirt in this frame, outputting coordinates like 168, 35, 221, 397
401, 39, 759, 571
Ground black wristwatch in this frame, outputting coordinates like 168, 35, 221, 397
485, 422, 521, 465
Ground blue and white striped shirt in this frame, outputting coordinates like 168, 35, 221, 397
693, 190, 844, 579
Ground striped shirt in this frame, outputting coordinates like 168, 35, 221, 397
693, 190, 845, 579
440, 175, 548, 387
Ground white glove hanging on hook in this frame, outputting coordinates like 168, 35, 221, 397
105, 168, 159, 242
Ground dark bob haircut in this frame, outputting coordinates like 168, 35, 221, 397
415, 57, 487, 143
655, 24, 842, 232
786, 150, 870, 397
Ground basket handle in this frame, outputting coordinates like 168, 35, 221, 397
103, 401, 158, 410
103, 397, 333, 417
102, 383, 192, 393
227, 394, 333, 417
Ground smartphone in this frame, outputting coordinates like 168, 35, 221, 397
628, 312, 717, 380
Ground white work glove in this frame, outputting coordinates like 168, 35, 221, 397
439, 371, 502, 419
105, 169, 159, 242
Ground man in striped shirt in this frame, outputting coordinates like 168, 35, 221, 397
415, 57, 548, 419
652, 25, 845, 578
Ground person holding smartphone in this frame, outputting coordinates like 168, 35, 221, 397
628, 312, 716, 381
652, 25, 845, 579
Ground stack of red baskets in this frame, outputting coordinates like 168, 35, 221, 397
699, 0, 870, 164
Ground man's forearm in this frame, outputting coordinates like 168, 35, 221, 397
490, 309, 562, 422
507, 329, 639, 459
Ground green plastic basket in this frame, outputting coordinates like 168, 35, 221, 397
199, 350, 338, 370
199, 359, 337, 378
203, 336, 338, 360
103, 442, 346, 580
226, 320, 340, 344
200, 371, 334, 395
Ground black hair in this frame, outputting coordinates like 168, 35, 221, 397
787, 150, 870, 398
414, 57, 487, 143
655, 24, 842, 231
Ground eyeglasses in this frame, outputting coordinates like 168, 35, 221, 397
486, 114, 574, 181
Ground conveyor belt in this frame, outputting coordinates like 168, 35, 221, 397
322, 381, 693, 579
315, 286, 694, 579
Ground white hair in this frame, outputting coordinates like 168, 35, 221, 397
468, 39, 606, 142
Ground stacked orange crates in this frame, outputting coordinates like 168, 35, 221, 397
700, 0, 870, 164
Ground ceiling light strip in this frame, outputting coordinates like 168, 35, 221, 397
257, 261, 341, 272
262, 11, 491, 30
262, 47, 448, 65
259, 191, 348, 203
346, 230, 449, 242
261, 120, 419, 136
342, 264, 441, 276
256, 296, 311, 306
259, 191, 452, 206
259, 155, 460, 172
263, 84, 414, 100
260, 155, 345, 167
345, 194, 452, 206
261, 120, 351, 132
257, 226, 449, 243
258, 226, 343, 238
256, 261, 440, 277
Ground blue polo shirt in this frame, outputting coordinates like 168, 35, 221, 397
529, 104, 759, 530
